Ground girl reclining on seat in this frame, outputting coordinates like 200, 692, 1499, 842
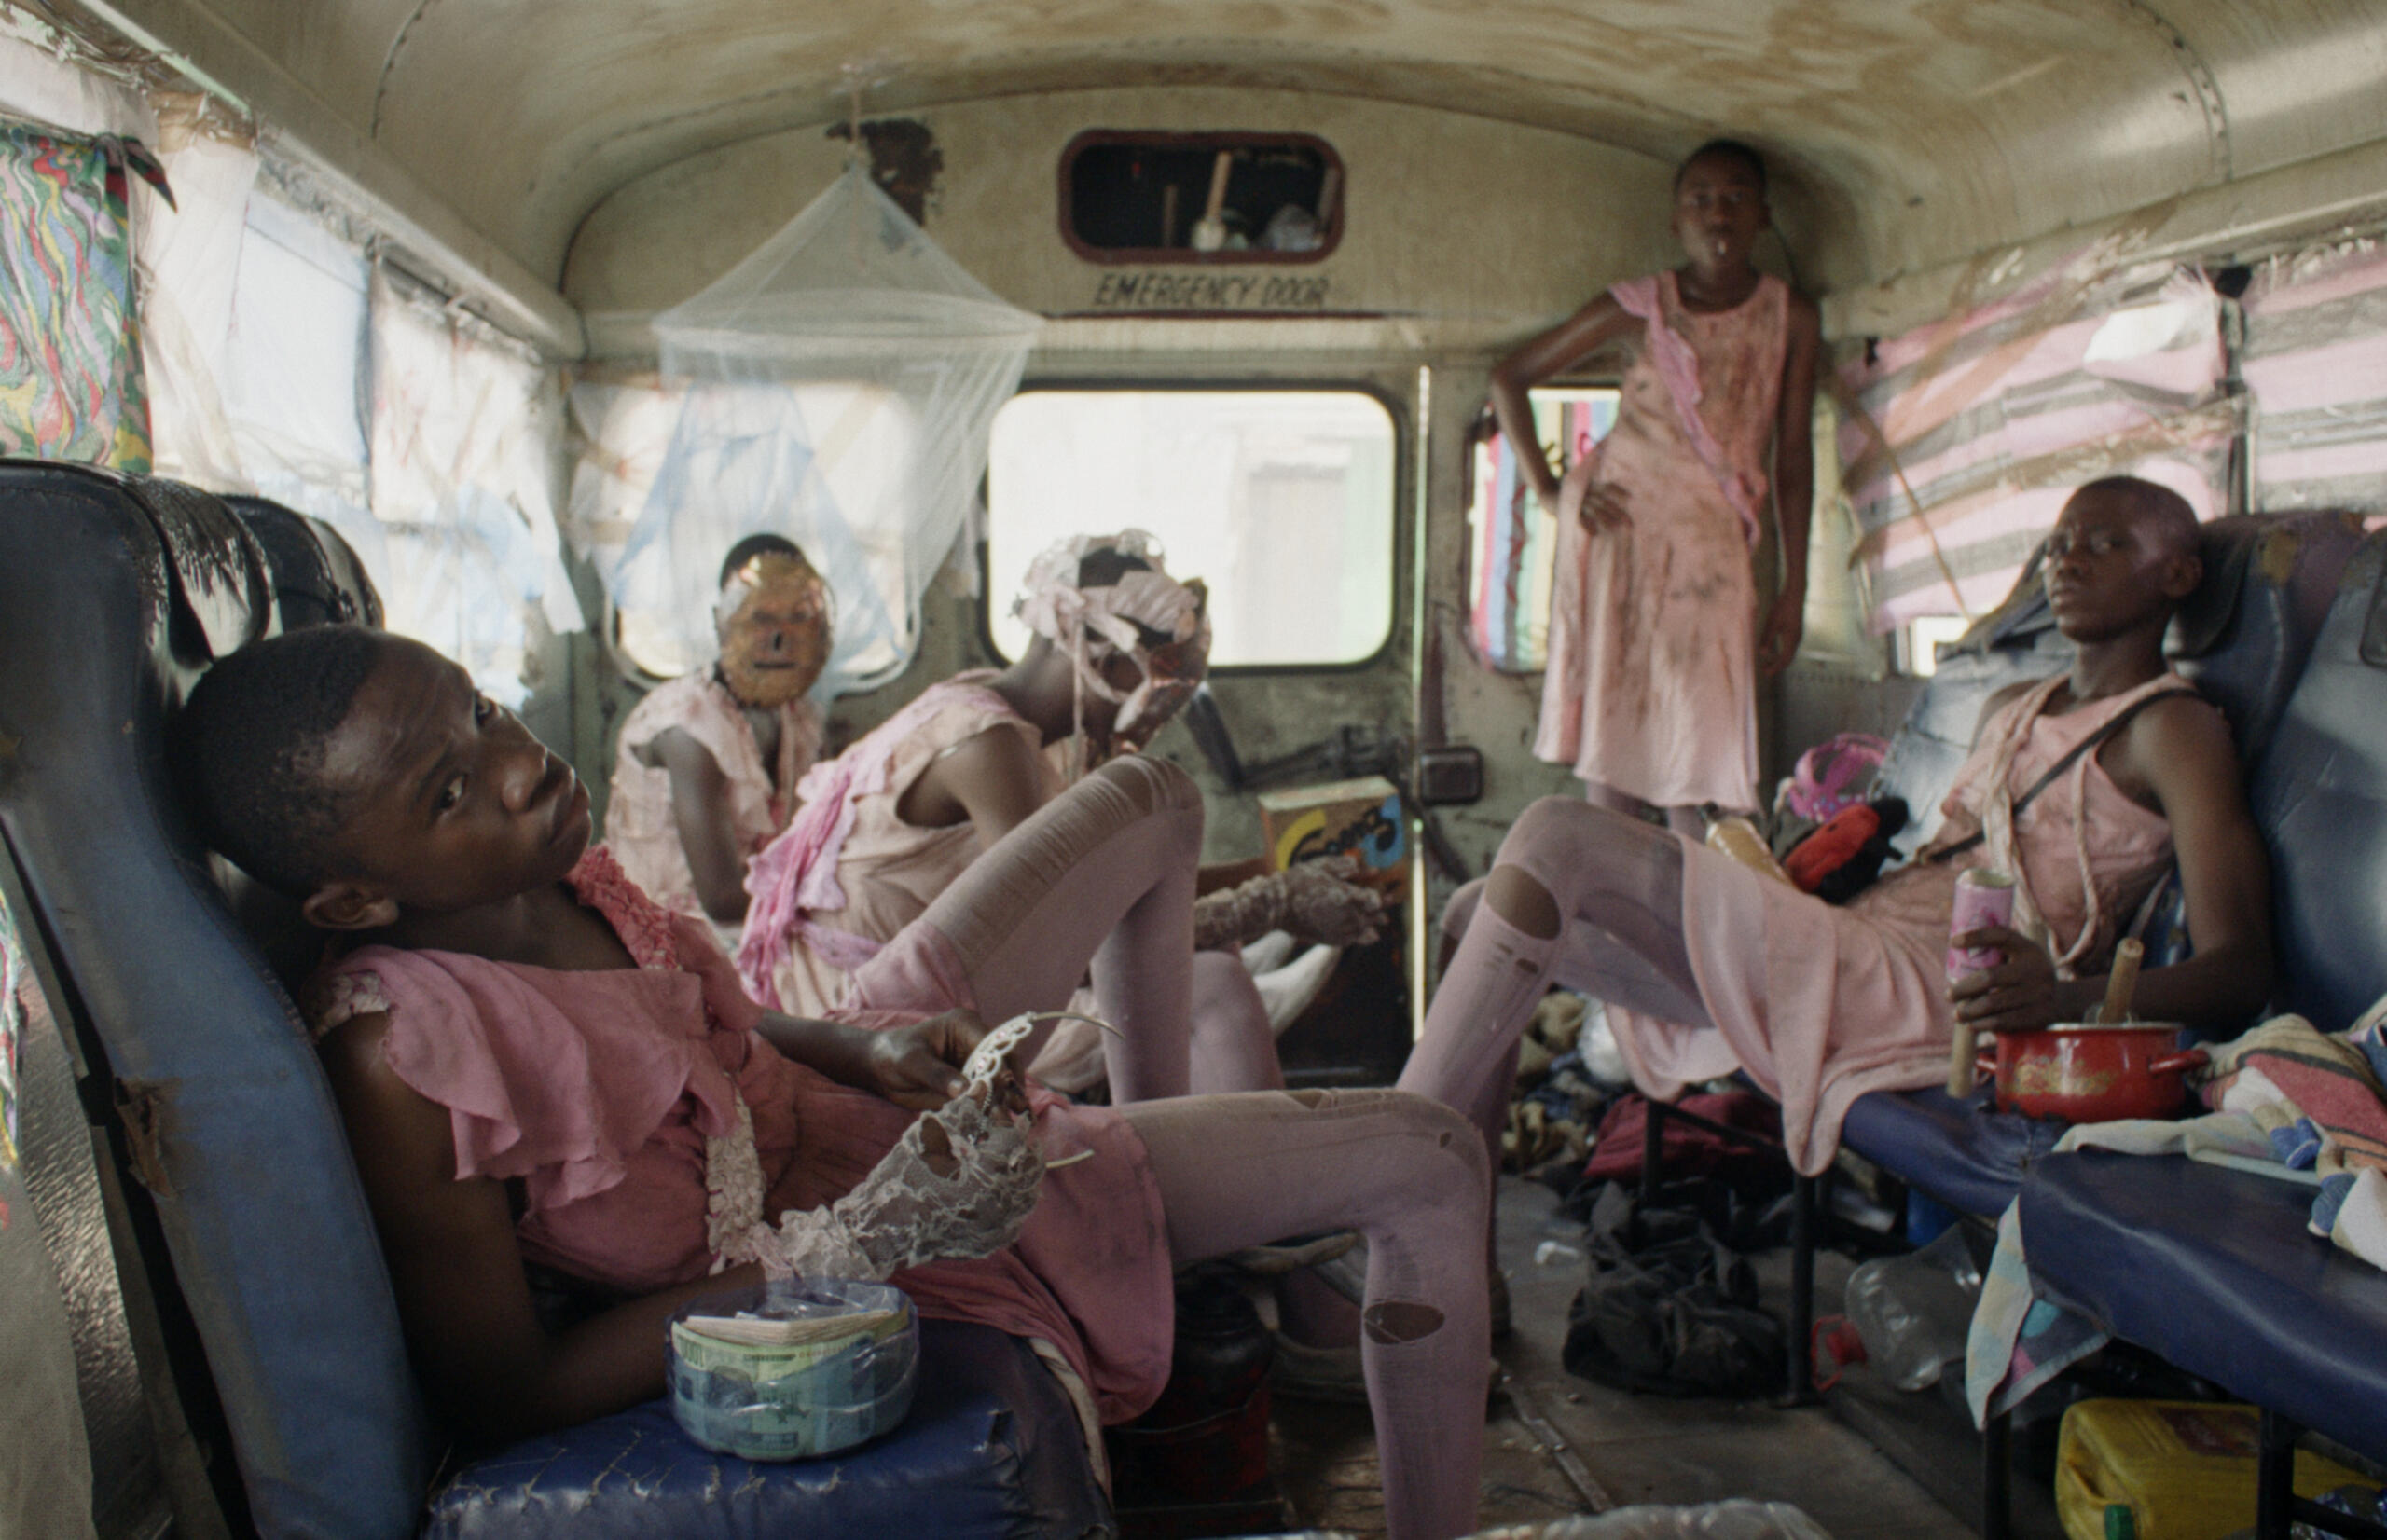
1408, 476, 2276, 1179
173, 625, 1489, 1540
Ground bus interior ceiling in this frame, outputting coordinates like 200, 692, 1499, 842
6, 1, 2387, 1536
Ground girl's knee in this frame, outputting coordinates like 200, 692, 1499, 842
1370, 1090, 1490, 1197
1482, 865, 1560, 939
1089, 754, 1202, 818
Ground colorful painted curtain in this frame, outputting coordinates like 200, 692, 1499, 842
1469, 388, 1618, 670
0, 124, 149, 469
1836, 260, 2230, 631
2243, 243, 2387, 516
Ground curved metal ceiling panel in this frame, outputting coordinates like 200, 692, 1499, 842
129, 0, 2387, 293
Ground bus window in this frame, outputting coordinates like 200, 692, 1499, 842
1467, 386, 1620, 672
985, 388, 1396, 667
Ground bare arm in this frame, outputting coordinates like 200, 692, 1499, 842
1487, 295, 1638, 511
1757, 292, 1823, 676
1952, 696, 2273, 1033
752, 1007, 987, 1110
321, 1013, 764, 1444
900, 725, 1053, 850
650, 728, 751, 924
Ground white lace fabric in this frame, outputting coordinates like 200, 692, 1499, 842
711, 1012, 1048, 1281
1194, 857, 1385, 952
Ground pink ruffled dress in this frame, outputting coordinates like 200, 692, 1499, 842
1536, 271, 1790, 812
1607, 673, 2187, 1174
738, 674, 1060, 1017
310, 846, 1172, 1423
607, 670, 822, 951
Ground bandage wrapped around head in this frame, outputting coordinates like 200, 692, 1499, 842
714, 546, 833, 709
1013, 530, 1211, 771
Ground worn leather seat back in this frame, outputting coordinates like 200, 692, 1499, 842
2249, 529, 2387, 1031
0, 462, 429, 1539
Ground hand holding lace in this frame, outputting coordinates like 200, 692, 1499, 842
725, 1072, 1045, 1283
1194, 857, 1386, 951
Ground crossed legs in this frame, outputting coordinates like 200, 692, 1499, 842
893, 758, 1486, 1538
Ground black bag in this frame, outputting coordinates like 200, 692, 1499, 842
1561, 1186, 1786, 1399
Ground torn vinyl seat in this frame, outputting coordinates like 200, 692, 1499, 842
0, 464, 1108, 1540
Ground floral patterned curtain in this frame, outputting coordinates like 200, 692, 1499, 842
0, 123, 151, 470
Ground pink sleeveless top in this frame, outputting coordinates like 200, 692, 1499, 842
311, 847, 1172, 1422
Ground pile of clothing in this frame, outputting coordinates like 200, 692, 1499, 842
1965, 1006, 2387, 1423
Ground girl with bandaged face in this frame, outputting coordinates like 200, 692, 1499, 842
738, 530, 1383, 1099
607, 536, 832, 949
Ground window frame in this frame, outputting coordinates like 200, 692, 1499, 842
979, 377, 1408, 678
1056, 130, 1346, 268
1462, 376, 1622, 676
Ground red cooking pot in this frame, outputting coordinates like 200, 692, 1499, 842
1972, 1022, 2210, 1121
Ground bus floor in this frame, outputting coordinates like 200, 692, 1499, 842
1260, 1176, 1997, 1538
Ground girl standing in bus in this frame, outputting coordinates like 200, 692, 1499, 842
606, 536, 830, 948
1487, 139, 1821, 827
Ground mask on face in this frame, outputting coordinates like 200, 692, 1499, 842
715, 552, 832, 709
1014, 533, 1211, 778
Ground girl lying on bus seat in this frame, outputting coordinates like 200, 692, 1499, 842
171, 626, 1490, 1540
738, 529, 1382, 1099
1488, 138, 1822, 837
607, 536, 831, 951
1405, 476, 2275, 1185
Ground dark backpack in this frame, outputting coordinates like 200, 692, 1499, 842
1561, 1186, 1786, 1399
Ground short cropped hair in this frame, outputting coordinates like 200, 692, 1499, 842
173, 624, 386, 897
718, 534, 810, 589
2077, 474, 2200, 556
1676, 138, 1768, 196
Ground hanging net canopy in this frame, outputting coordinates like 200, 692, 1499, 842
610, 161, 1041, 693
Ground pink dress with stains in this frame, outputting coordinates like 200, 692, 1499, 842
607, 670, 821, 951
1607, 673, 2186, 1174
310, 847, 1173, 1423
739, 673, 1061, 1019
1536, 271, 1790, 812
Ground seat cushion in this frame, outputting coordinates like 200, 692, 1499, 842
2017, 1150, 2387, 1466
425, 1321, 1111, 1540
1838, 1087, 2070, 1217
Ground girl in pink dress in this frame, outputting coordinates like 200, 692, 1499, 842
174, 625, 1490, 1540
1406, 479, 2275, 1179
607, 536, 830, 950
739, 531, 1381, 1098
1488, 140, 1822, 827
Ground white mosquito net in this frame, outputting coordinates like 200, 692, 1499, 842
612, 162, 1041, 693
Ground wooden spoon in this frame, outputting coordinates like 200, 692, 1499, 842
2099, 938, 2145, 1025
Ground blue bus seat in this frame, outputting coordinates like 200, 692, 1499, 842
427, 1320, 1110, 1540
0, 464, 1109, 1539
2018, 1150, 2387, 1469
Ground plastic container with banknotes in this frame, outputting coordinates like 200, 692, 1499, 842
666, 1279, 919, 1460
